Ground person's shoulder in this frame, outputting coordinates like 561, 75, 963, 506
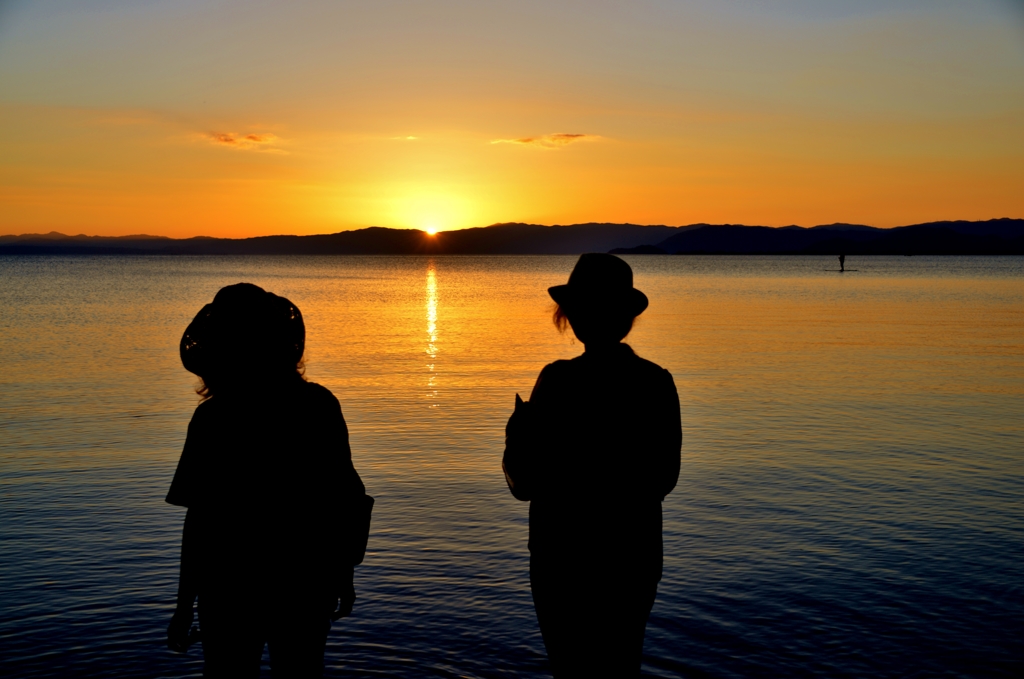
539, 357, 578, 380
299, 380, 343, 410
189, 397, 218, 424
194, 397, 216, 413
627, 349, 677, 384
530, 357, 577, 398
544, 357, 576, 372
630, 353, 666, 373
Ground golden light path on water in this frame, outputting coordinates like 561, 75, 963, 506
426, 261, 439, 408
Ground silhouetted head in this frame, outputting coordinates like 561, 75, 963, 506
548, 253, 648, 347
180, 283, 305, 398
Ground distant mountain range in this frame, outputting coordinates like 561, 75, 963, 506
1, 219, 1022, 256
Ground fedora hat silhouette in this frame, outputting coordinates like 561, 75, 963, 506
548, 253, 649, 316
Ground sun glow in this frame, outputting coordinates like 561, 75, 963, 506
376, 189, 485, 235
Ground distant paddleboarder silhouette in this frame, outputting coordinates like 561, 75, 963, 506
839, 254, 846, 272
166, 283, 373, 678
502, 253, 682, 678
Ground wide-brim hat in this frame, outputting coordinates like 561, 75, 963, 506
548, 253, 649, 316
180, 283, 304, 377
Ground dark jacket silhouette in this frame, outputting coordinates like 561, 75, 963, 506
166, 283, 369, 678
503, 254, 682, 679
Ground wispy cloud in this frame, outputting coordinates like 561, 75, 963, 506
392, 136, 418, 140
202, 132, 282, 151
491, 133, 600, 149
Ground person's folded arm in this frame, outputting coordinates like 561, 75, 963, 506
503, 365, 557, 501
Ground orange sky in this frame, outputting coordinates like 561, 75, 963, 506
1, 0, 1023, 237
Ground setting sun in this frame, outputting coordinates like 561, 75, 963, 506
425, 226, 439, 236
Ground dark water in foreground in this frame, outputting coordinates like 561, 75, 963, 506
1, 255, 1022, 678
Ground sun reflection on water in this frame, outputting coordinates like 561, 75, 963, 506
426, 261, 439, 407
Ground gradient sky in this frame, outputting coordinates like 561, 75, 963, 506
1, 0, 1023, 237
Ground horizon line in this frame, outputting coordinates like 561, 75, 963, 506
3, 217, 1021, 241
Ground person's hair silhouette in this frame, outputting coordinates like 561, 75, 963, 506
166, 283, 371, 678
503, 254, 682, 678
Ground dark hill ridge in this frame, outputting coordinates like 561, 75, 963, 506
0, 223, 685, 255
428, 222, 688, 254
1, 219, 1021, 255
619, 219, 1024, 255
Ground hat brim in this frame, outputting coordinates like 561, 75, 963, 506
548, 285, 649, 316
180, 303, 214, 376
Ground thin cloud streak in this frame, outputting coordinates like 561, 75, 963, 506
491, 133, 600, 149
202, 132, 282, 151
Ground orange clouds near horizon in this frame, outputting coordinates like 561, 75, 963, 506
202, 132, 283, 152
490, 133, 601, 149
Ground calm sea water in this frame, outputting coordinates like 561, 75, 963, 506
1, 255, 1022, 678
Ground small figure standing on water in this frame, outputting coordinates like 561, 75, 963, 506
166, 283, 372, 677
839, 254, 846, 272
502, 253, 682, 678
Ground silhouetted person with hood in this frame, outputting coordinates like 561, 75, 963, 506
502, 254, 681, 678
166, 283, 372, 678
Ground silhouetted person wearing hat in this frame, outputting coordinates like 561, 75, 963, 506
503, 254, 681, 678
166, 283, 372, 678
